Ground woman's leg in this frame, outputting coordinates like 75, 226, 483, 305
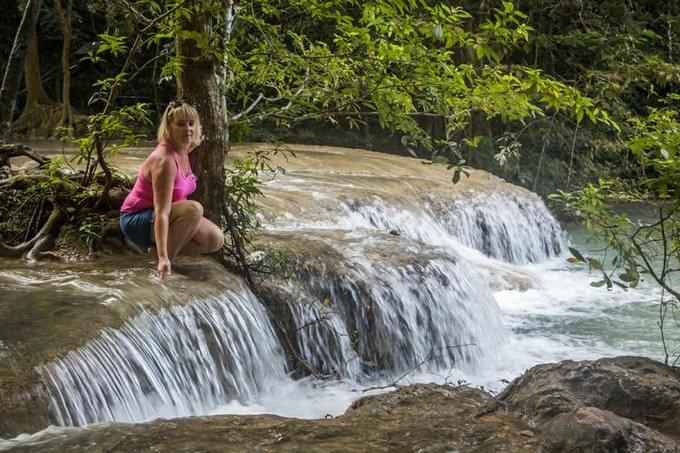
165, 200, 203, 259
180, 217, 225, 255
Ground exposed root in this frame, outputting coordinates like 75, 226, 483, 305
0, 141, 133, 262
10, 103, 62, 138
25, 232, 59, 261
0, 205, 66, 259
0, 173, 50, 190
0, 143, 50, 167
88, 221, 125, 256
92, 137, 115, 210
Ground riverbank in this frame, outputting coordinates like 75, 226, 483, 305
3, 356, 678, 451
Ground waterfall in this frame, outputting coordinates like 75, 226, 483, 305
39, 232, 507, 426
39, 285, 286, 426
342, 190, 566, 264
439, 192, 566, 263
273, 281, 364, 378
265, 232, 506, 381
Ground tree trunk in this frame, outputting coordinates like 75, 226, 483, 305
176, 3, 227, 227
53, 0, 73, 133
11, 18, 59, 137
23, 28, 54, 109
0, 0, 42, 140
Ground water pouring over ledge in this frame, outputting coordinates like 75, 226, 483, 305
0, 144, 664, 438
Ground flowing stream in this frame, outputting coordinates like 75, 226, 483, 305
0, 144, 671, 446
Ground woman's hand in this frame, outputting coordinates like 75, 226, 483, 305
157, 257, 171, 280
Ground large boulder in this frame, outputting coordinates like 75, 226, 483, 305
492, 356, 680, 438
539, 407, 677, 453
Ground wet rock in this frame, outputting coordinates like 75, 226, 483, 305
2, 384, 539, 452
492, 356, 680, 438
0, 256, 247, 438
4, 359, 680, 451
539, 407, 677, 453
0, 377, 50, 440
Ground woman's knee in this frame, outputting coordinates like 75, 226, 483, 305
206, 223, 225, 252
172, 200, 203, 220
195, 220, 224, 253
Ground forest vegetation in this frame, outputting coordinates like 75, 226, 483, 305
0, 0, 679, 361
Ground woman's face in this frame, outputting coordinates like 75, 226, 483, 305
170, 115, 196, 151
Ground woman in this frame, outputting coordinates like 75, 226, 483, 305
120, 101, 224, 279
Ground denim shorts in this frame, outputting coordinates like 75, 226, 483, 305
120, 209, 155, 251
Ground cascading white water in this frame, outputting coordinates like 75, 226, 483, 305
441, 192, 566, 263
280, 240, 506, 380
341, 191, 566, 264
39, 286, 286, 426
38, 232, 509, 427
276, 281, 364, 378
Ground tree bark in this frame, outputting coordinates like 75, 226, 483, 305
23, 27, 54, 109
10, 12, 59, 137
176, 3, 227, 226
0, 0, 42, 141
53, 0, 73, 133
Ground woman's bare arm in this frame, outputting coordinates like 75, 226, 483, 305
150, 154, 176, 278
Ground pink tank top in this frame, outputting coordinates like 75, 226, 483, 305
120, 142, 197, 213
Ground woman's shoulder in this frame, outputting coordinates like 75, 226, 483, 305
144, 144, 176, 175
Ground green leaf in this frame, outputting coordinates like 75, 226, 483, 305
452, 168, 462, 184
568, 247, 586, 262
618, 272, 637, 282
587, 257, 603, 270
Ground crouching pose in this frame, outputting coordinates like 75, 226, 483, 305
120, 101, 224, 279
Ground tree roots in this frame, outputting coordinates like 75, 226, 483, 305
0, 143, 131, 261
0, 204, 65, 260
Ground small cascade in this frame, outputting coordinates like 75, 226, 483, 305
343, 191, 566, 264
441, 192, 566, 263
265, 233, 506, 380
279, 283, 363, 378
39, 286, 286, 426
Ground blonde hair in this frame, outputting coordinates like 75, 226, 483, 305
157, 101, 203, 150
